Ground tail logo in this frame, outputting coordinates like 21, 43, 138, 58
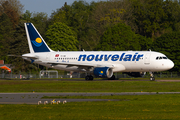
32, 37, 43, 47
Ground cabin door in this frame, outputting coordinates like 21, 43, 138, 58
144, 53, 151, 65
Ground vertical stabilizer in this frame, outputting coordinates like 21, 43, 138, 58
24, 23, 53, 53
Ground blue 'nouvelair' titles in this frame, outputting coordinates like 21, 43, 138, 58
78, 53, 144, 61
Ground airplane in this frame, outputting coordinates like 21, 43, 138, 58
22, 23, 174, 81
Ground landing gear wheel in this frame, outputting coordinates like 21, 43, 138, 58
149, 72, 155, 81
108, 75, 115, 80
89, 75, 93, 80
85, 75, 94, 81
85, 76, 89, 80
150, 77, 155, 81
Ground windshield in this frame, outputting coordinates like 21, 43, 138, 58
156, 56, 168, 60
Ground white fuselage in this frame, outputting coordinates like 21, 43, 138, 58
23, 51, 174, 73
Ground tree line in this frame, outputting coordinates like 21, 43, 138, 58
0, 0, 180, 73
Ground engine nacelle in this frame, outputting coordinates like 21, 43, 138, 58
93, 67, 113, 78
124, 72, 146, 77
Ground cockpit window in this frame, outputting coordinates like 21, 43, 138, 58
163, 57, 167, 59
156, 56, 168, 60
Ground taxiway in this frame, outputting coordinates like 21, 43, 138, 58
1, 92, 180, 104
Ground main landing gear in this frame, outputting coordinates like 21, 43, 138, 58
85, 75, 94, 80
149, 72, 155, 81
85, 75, 116, 80
108, 75, 116, 80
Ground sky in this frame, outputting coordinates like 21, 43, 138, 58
19, 0, 107, 17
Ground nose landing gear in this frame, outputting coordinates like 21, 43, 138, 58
149, 72, 155, 81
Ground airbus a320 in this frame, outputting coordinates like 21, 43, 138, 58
22, 23, 174, 81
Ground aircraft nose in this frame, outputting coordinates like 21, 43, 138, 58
167, 60, 174, 69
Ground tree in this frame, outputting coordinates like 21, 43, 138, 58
22, 10, 32, 23
31, 12, 48, 39
22, 10, 48, 39
0, 0, 24, 65
46, 22, 78, 51
0, 0, 24, 15
0, 0, 24, 27
132, 0, 180, 38
0, 13, 14, 63
137, 35, 152, 51
9, 21, 36, 72
96, 23, 150, 51
152, 32, 180, 72
50, 1, 94, 50
84, 0, 135, 50
0, 33, 3, 57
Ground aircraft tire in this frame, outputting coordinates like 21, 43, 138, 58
90, 75, 94, 80
108, 75, 115, 80
85, 75, 93, 81
150, 77, 155, 81
85, 76, 90, 80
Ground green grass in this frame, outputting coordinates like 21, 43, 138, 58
1, 94, 180, 120
1, 80, 180, 119
0, 80, 180, 92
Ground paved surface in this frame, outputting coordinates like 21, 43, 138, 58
1, 92, 180, 104
1, 79, 180, 104
0, 93, 118, 104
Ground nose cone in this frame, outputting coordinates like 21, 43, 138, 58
167, 60, 174, 69
155, 60, 174, 71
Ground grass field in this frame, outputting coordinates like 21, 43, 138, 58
1, 79, 180, 119
0, 79, 180, 92
1, 94, 180, 120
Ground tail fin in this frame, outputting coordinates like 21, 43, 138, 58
24, 23, 53, 53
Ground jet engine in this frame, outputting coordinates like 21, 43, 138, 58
93, 67, 113, 78
124, 72, 146, 77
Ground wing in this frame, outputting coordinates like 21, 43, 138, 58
46, 61, 114, 68
45, 61, 126, 72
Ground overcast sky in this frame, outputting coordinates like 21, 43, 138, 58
19, 0, 107, 17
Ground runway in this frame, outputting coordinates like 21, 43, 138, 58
1, 92, 180, 104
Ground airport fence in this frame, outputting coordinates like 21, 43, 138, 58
0, 71, 180, 79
